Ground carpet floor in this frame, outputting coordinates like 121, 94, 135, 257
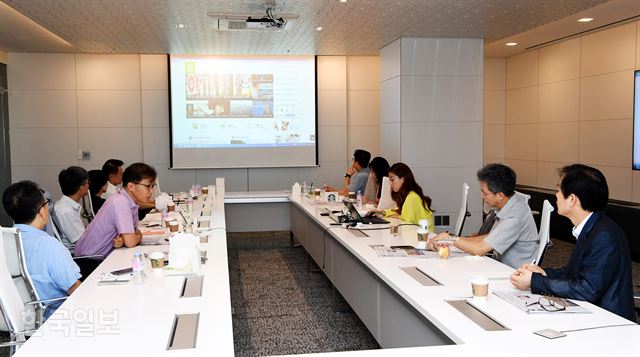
228, 231, 380, 356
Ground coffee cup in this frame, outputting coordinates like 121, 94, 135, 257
314, 188, 321, 197
167, 203, 176, 212
416, 227, 428, 241
471, 276, 489, 298
202, 186, 209, 195
169, 221, 179, 233
348, 192, 356, 200
149, 252, 165, 270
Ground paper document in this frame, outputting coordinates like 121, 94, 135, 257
370, 245, 430, 257
493, 290, 591, 314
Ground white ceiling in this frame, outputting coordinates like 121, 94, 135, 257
1, 0, 638, 56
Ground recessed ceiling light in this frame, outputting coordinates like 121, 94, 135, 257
176, 23, 186, 28
316, 26, 323, 31
578, 17, 594, 22
505, 42, 518, 46
340, 0, 347, 3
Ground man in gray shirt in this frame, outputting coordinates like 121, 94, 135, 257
325, 149, 371, 196
431, 163, 538, 269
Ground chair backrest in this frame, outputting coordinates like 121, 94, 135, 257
0, 247, 30, 357
153, 177, 162, 198
453, 183, 470, 236
534, 200, 554, 265
81, 189, 96, 222
377, 176, 396, 210
1, 227, 37, 332
48, 204, 64, 244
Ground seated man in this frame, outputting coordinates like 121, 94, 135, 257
88, 169, 108, 214
430, 163, 538, 269
101, 158, 124, 200
53, 166, 89, 253
2, 181, 81, 319
511, 164, 636, 322
325, 149, 371, 196
75, 163, 157, 259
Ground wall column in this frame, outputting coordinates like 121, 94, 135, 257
379, 38, 484, 234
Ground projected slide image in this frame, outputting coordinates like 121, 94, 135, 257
186, 72, 273, 100
171, 55, 317, 168
186, 99, 230, 118
230, 100, 253, 117
185, 72, 274, 119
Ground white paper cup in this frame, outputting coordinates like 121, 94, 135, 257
471, 276, 489, 298
149, 252, 165, 270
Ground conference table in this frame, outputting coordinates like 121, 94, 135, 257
13, 180, 640, 357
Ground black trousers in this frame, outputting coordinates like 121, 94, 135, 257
74, 257, 102, 281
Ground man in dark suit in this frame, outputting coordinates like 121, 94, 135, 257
510, 164, 636, 322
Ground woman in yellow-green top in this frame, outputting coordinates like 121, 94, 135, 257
382, 162, 435, 231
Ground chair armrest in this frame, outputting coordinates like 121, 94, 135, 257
25, 296, 68, 306
73, 255, 104, 260
0, 340, 25, 348
11, 329, 40, 340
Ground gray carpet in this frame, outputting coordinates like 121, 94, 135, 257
228, 231, 380, 356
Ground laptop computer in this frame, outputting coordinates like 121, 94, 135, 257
344, 201, 389, 224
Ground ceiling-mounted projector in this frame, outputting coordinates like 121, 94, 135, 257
246, 16, 286, 29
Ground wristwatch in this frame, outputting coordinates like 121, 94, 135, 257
344, 173, 352, 178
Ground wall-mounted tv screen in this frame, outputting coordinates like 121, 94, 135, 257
169, 55, 317, 169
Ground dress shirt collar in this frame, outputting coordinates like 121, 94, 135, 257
117, 187, 138, 210
496, 191, 529, 220
60, 194, 81, 212
572, 212, 593, 240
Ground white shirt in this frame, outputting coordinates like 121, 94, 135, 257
53, 195, 86, 253
101, 181, 120, 199
571, 212, 593, 239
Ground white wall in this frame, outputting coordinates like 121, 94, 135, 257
380, 38, 484, 235
7, 54, 380, 198
485, 20, 640, 202
483, 58, 506, 164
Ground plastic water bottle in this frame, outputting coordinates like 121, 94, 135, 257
302, 181, 309, 194
161, 208, 168, 225
195, 183, 202, 197
292, 182, 301, 197
132, 251, 146, 285
186, 197, 193, 215
356, 190, 363, 208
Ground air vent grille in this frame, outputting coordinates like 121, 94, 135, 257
224, 19, 247, 30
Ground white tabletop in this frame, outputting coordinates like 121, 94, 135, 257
288, 194, 640, 356
15, 188, 233, 357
